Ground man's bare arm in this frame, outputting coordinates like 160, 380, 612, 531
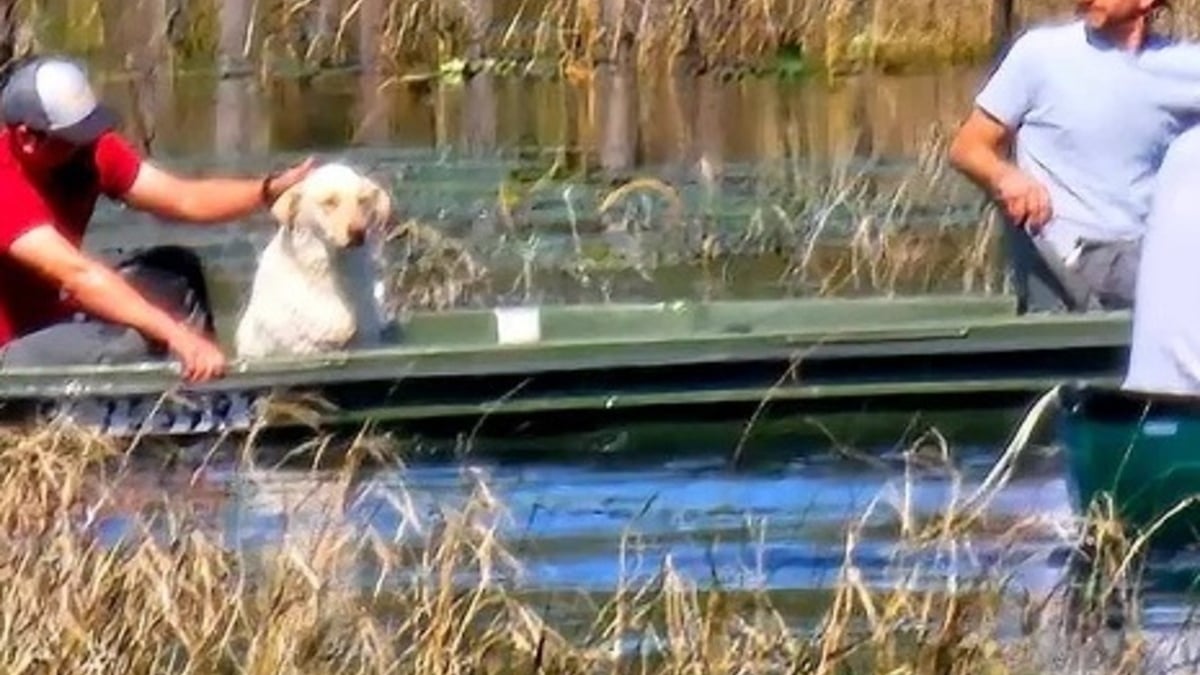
949, 108, 1019, 194
949, 107, 1052, 229
5, 224, 225, 380
120, 157, 315, 225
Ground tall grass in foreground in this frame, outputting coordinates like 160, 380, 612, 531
0, 416, 1177, 674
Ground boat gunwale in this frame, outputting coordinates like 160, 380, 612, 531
0, 299, 1132, 398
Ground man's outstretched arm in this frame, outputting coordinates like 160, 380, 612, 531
120, 156, 315, 224
5, 224, 226, 381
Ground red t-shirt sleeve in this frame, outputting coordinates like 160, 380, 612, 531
0, 131, 143, 254
0, 172, 55, 254
93, 131, 143, 198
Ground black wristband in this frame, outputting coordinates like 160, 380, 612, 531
260, 171, 280, 205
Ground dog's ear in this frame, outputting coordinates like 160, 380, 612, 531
368, 182, 394, 229
271, 185, 302, 229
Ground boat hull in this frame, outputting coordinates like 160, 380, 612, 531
0, 295, 1132, 453
1060, 384, 1200, 551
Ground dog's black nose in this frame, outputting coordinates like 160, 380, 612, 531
347, 229, 366, 247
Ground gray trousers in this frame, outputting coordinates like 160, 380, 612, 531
1004, 226, 1140, 314
0, 245, 216, 368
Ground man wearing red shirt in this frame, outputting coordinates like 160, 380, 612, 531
0, 55, 313, 382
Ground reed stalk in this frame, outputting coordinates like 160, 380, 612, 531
14, 0, 1183, 80
0, 413, 1169, 674
377, 129, 1002, 312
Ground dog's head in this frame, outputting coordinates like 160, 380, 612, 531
271, 163, 393, 249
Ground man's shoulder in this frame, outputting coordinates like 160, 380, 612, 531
1135, 36, 1200, 79
90, 130, 145, 199
1006, 20, 1083, 55
94, 130, 141, 153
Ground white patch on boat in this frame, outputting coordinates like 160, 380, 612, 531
494, 306, 541, 345
1142, 420, 1179, 437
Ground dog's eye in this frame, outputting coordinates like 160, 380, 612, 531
321, 196, 339, 210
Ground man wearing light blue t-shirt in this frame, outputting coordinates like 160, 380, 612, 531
948, 0, 1200, 314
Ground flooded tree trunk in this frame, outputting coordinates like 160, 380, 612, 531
850, 72, 875, 159
750, 79, 790, 183
358, 0, 384, 71
596, 63, 638, 174
598, 0, 635, 67
219, 0, 255, 77
352, 0, 389, 144
695, 74, 723, 187
215, 77, 266, 158
457, 0, 497, 152
354, 66, 390, 146
592, 0, 639, 170
463, 0, 492, 64
991, 0, 1015, 57
667, 72, 722, 186
667, 72, 697, 177
101, 0, 174, 155
462, 72, 497, 156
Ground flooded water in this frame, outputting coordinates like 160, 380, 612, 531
82, 63, 1004, 333
97, 437, 1075, 607
88, 64, 985, 166
88, 435, 1200, 671
309, 453, 1066, 589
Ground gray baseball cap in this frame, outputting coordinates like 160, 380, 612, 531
0, 56, 117, 145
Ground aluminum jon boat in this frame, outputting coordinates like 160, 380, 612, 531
0, 294, 1131, 454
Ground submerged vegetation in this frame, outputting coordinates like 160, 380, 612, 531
0, 414, 1185, 673
375, 130, 1004, 311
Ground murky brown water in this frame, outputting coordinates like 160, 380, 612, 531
87, 64, 989, 167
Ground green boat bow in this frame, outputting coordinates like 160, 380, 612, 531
1060, 383, 1200, 552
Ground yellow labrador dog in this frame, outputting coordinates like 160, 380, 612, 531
235, 162, 393, 359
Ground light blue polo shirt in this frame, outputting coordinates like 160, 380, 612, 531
977, 20, 1200, 260
1124, 123, 1200, 395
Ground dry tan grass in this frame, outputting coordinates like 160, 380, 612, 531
385, 217, 495, 311
11, 0, 1181, 80
0, 408, 1175, 674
